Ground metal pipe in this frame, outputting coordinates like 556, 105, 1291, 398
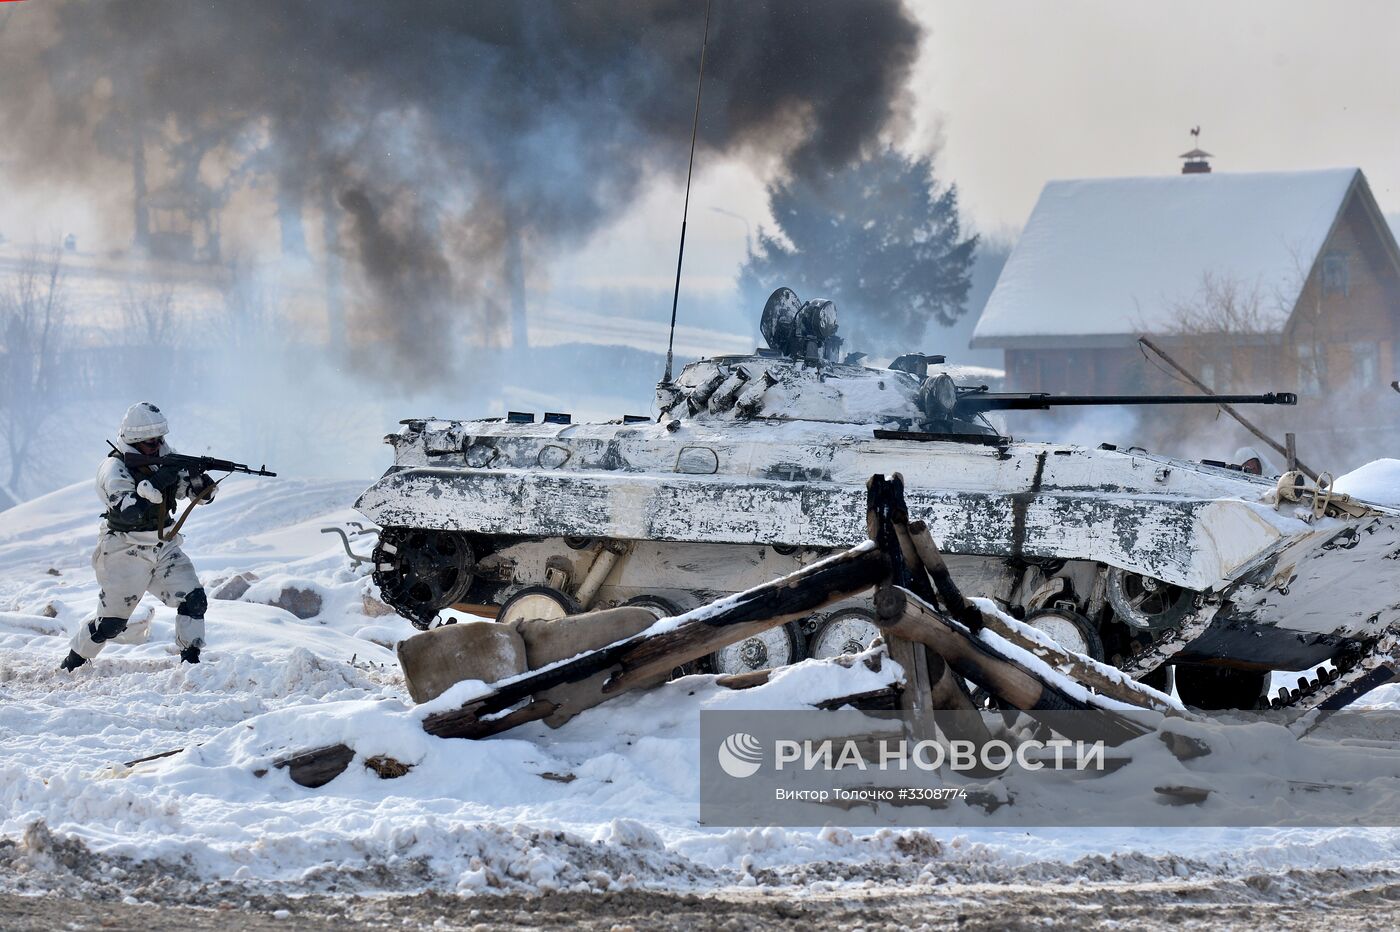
574, 542, 630, 610
321, 527, 373, 566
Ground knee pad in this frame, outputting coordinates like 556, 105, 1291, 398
89, 616, 128, 644
178, 588, 207, 619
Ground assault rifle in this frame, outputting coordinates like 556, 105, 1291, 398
107, 441, 278, 478
107, 442, 276, 541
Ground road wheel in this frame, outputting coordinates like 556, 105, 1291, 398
809, 607, 881, 660
710, 623, 805, 675
497, 585, 580, 626
624, 595, 710, 678
1106, 567, 1198, 632
1023, 607, 1104, 661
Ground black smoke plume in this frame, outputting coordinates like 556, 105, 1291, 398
0, 0, 920, 374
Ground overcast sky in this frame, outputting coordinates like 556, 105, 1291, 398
6, 2, 1399, 303
915, 0, 1400, 232
570, 0, 1400, 299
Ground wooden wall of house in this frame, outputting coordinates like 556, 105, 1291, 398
1284, 195, 1400, 393
1006, 347, 1163, 394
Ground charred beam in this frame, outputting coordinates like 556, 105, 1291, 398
873, 585, 1153, 747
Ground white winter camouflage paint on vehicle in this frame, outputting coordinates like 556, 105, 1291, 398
356, 293, 1400, 685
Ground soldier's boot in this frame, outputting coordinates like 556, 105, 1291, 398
59, 650, 87, 672
175, 589, 206, 666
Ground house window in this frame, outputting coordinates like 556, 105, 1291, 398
1353, 342, 1379, 387
1199, 353, 1232, 391
1321, 252, 1349, 297
1298, 343, 1327, 395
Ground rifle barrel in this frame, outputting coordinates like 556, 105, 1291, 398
109, 444, 275, 477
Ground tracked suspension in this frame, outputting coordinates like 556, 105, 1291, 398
1116, 598, 1400, 711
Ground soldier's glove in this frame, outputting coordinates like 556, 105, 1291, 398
189, 473, 217, 503
147, 463, 187, 491
135, 479, 166, 504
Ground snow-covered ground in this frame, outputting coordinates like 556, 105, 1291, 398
3, 472, 1400, 904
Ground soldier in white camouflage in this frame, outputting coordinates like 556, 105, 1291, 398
61, 402, 217, 671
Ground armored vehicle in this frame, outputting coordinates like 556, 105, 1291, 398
357, 288, 1400, 709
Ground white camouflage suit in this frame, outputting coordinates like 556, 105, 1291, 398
69, 425, 213, 661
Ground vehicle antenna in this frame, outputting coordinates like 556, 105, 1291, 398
661, 0, 713, 386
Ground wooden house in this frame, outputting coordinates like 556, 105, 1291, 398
969, 161, 1400, 465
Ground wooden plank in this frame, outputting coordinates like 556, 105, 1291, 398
906, 519, 1177, 715
277, 543, 890, 787
715, 669, 772, 690
875, 586, 1133, 720
598, 544, 889, 695
449, 602, 501, 619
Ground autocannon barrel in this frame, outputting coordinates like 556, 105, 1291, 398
956, 391, 1297, 414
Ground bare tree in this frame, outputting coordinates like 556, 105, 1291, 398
1142, 264, 1344, 466
0, 248, 69, 507
120, 280, 180, 348
1152, 272, 1277, 395
112, 279, 183, 401
220, 256, 270, 351
1161, 271, 1275, 342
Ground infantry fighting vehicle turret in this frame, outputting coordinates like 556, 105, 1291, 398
357, 288, 1400, 709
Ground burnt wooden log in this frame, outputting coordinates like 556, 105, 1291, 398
906, 519, 977, 627
924, 650, 982, 713
875, 585, 1079, 711
874, 585, 1148, 726
865, 474, 936, 713
813, 687, 901, 711
975, 610, 1180, 715
599, 543, 889, 694
904, 519, 1179, 715
424, 698, 558, 738
272, 700, 561, 787
276, 647, 902, 789
883, 636, 932, 713
275, 744, 356, 789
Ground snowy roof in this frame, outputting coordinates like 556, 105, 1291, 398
971, 168, 1369, 347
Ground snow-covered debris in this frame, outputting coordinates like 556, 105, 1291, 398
1335, 458, 1400, 506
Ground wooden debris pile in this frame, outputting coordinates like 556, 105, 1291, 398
275, 474, 1177, 788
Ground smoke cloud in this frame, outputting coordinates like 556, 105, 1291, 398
0, 0, 921, 373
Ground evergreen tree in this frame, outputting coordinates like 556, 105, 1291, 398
739, 149, 977, 354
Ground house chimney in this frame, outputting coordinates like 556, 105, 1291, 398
1179, 126, 1211, 173
1180, 148, 1212, 174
